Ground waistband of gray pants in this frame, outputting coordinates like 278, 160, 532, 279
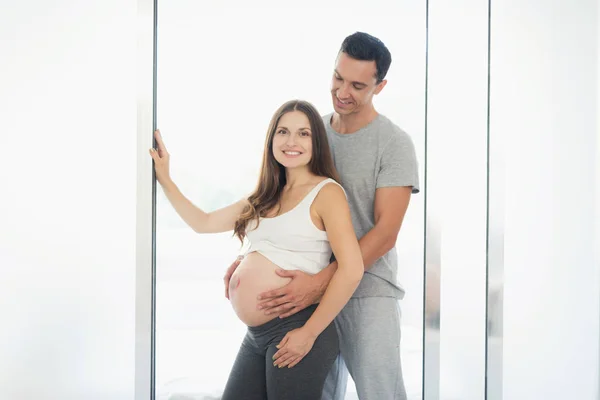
247, 304, 318, 334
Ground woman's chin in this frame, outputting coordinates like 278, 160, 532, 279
276, 159, 310, 169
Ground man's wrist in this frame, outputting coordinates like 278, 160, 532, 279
316, 262, 337, 296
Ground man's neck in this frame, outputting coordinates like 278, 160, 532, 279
331, 107, 379, 134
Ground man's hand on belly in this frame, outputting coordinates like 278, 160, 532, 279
256, 269, 323, 318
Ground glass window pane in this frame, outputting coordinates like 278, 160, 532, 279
0, 1, 137, 399
427, 3, 489, 399
155, 2, 425, 398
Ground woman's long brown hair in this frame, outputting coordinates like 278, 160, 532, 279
233, 100, 340, 243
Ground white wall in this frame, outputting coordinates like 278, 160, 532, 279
492, 0, 599, 399
0, 1, 138, 399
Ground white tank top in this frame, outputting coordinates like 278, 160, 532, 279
245, 178, 344, 275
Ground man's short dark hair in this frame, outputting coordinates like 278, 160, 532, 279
339, 32, 392, 83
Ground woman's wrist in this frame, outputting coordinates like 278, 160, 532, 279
161, 177, 176, 191
302, 320, 324, 339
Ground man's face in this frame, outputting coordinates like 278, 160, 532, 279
330, 52, 386, 116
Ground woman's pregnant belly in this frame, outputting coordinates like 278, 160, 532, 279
228, 252, 292, 327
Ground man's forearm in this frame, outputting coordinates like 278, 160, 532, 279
316, 224, 396, 293
355, 224, 396, 270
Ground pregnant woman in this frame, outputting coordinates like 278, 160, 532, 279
149, 99, 364, 400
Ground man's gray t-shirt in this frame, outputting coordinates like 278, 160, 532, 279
323, 113, 420, 299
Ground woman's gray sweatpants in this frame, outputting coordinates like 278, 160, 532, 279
321, 297, 407, 400
221, 304, 339, 400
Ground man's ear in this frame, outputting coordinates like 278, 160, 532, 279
374, 79, 387, 95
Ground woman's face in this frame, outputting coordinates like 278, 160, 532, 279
272, 110, 313, 169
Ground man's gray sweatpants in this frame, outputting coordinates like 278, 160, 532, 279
321, 297, 407, 400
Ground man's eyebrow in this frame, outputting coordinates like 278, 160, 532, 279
334, 69, 368, 87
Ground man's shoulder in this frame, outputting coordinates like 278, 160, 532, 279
321, 113, 336, 141
321, 112, 333, 125
374, 114, 414, 145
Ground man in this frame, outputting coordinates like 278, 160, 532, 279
224, 32, 419, 400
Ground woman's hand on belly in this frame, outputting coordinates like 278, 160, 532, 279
228, 273, 241, 294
